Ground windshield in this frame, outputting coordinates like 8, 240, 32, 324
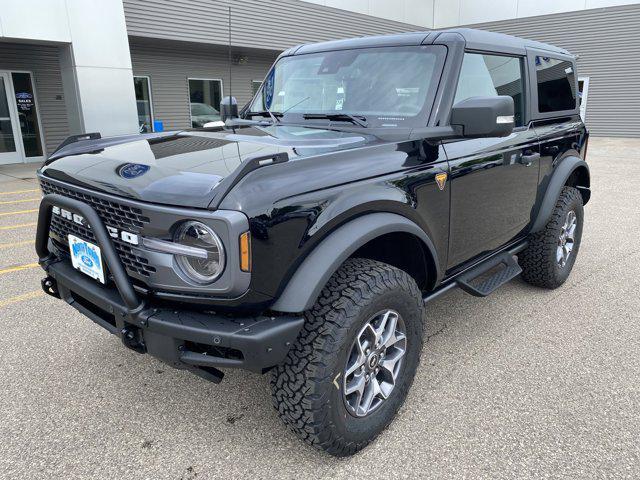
248, 45, 446, 128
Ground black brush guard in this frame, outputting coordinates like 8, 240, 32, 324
36, 193, 304, 382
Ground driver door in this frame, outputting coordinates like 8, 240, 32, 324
444, 52, 540, 269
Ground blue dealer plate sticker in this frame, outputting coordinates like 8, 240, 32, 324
68, 234, 105, 284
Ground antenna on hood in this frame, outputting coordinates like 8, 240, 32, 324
228, 6, 232, 108
220, 5, 238, 123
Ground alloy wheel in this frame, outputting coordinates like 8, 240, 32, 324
343, 309, 407, 417
557, 210, 577, 267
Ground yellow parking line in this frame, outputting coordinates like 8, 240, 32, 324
0, 263, 39, 275
0, 290, 44, 308
0, 222, 37, 231
0, 240, 33, 250
0, 188, 40, 196
0, 197, 40, 205
0, 209, 39, 217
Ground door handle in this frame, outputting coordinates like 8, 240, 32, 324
520, 152, 540, 167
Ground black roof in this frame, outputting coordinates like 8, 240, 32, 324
285, 28, 570, 58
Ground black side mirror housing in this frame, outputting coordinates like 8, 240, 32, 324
220, 96, 239, 122
450, 96, 515, 138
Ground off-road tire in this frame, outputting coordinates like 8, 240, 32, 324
270, 258, 425, 456
519, 186, 584, 288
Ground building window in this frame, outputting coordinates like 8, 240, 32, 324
535, 56, 576, 113
454, 53, 525, 126
134, 76, 154, 133
188, 78, 223, 128
251, 80, 262, 97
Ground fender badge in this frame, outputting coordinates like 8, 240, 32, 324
435, 172, 447, 191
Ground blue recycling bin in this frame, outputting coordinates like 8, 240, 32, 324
153, 120, 164, 132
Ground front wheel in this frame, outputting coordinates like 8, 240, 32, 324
270, 258, 425, 456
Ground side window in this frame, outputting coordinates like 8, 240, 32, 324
454, 53, 525, 127
535, 56, 576, 113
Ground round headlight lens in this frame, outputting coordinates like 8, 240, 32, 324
173, 221, 225, 284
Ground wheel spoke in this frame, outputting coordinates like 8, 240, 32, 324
375, 310, 395, 346
359, 377, 381, 415
359, 381, 375, 414
345, 336, 367, 377
384, 327, 406, 350
345, 372, 366, 396
364, 324, 377, 350
345, 353, 365, 377
379, 348, 405, 383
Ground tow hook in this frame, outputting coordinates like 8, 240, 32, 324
121, 326, 146, 354
41, 276, 60, 299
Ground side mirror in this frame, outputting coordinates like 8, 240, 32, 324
220, 96, 238, 122
450, 96, 515, 138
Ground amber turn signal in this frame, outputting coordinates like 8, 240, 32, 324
239, 231, 251, 272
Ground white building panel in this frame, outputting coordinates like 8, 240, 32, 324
0, 0, 71, 43
65, 0, 133, 70
516, 0, 586, 18
459, 0, 518, 25
370, 0, 407, 23
434, 0, 461, 27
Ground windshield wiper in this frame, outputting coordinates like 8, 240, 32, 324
302, 113, 368, 128
245, 110, 284, 121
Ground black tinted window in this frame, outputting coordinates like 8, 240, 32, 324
535, 57, 576, 112
454, 53, 525, 126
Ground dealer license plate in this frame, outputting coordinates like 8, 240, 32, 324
68, 234, 106, 284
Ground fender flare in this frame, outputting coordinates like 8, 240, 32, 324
531, 156, 590, 233
271, 212, 439, 313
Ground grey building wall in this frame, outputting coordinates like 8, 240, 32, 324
123, 0, 423, 50
0, 42, 70, 155
469, 3, 640, 137
130, 37, 277, 131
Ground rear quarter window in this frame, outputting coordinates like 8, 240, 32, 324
535, 56, 577, 113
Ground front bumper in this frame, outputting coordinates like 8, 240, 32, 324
36, 193, 304, 382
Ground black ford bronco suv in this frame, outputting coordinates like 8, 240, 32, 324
36, 29, 589, 456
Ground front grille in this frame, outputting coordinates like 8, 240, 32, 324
41, 179, 156, 278
40, 179, 150, 232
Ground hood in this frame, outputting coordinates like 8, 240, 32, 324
40, 125, 373, 208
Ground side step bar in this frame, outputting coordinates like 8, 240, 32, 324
455, 252, 522, 297
423, 242, 527, 304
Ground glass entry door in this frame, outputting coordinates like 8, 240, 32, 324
0, 71, 44, 164
0, 72, 22, 165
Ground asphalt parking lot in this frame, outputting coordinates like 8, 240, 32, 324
0, 137, 639, 479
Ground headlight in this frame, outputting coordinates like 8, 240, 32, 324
173, 221, 225, 284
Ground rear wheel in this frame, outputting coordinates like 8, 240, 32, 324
270, 258, 425, 456
519, 186, 584, 288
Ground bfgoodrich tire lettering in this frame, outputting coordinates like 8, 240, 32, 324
270, 258, 425, 456
518, 186, 584, 289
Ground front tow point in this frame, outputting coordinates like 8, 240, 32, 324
41, 276, 60, 299
121, 326, 146, 354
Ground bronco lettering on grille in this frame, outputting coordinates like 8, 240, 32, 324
53, 207, 139, 246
